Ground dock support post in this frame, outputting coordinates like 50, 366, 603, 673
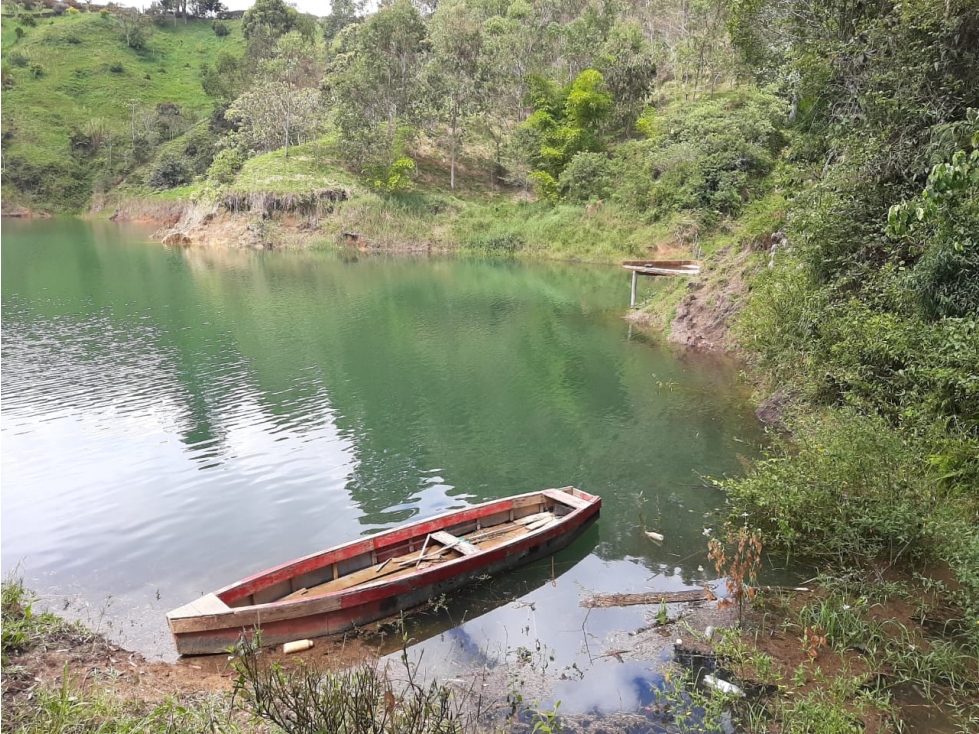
630, 270, 638, 307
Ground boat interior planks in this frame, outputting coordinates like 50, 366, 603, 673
278, 517, 549, 600
226, 496, 570, 609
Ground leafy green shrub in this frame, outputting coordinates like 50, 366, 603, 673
18, 13, 37, 27
28, 62, 43, 78
108, 61, 124, 74
130, 135, 155, 164
558, 152, 613, 203
207, 148, 245, 184
0, 154, 94, 211
8, 52, 29, 68
645, 142, 704, 212
0, 63, 14, 91
519, 69, 612, 181
179, 124, 219, 175
99, 8, 110, 18
368, 157, 416, 194
612, 90, 786, 219
608, 139, 654, 211
200, 51, 248, 102
67, 6, 80, 14
149, 154, 190, 189
660, 92, 784, 212
212, 21, 230, 36
14, 26, 24, 39
721, 410, 936, 566
528, 171, 559, 202
740, 262, 979, 448
888, 120, 979, 320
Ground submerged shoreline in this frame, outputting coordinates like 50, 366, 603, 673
6, 568, 973, 733
2, 575, 744, 731
8, 196, 737, 355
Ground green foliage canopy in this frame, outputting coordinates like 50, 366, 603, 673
518, 69, 612, 197
242, 0, 297, 59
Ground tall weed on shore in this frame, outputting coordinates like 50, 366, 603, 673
231, 633, 482, 734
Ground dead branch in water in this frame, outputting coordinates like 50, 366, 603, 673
581, 586, 810, 608
581, 589, 710, 608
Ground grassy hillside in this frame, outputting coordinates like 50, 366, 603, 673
0, 11, 777, 266
115, 136, 710, 262
1, 11, 243, 210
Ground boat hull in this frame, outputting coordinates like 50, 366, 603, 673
169, 488, 600, 655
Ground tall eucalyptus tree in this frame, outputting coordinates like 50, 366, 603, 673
327, 0, 428, 171
428, 0, 486, 188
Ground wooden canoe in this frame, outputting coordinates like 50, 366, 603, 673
167, 486, 601, 655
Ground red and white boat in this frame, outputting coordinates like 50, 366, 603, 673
167, 486, 600, 655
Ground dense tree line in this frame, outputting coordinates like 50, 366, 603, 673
725, 0, 979, 631
192, 0, 738, 196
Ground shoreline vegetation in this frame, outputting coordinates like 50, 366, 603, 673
2, 0, 977, 731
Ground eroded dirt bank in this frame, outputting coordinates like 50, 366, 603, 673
624, 246, 758, 354
1, 201, 52, 219
102, 197, 323, 251
102, 191, 442, 253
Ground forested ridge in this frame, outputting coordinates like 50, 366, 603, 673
3, 0, 979, 728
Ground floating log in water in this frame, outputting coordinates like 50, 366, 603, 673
581, 589, 710, 608
758, 585, 810, 593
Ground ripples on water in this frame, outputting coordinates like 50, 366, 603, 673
1, 220, 763, 712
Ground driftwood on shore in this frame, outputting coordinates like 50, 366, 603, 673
581, 589, 710, 608
582, 585, 810, 609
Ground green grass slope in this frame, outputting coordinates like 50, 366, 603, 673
1, 12, 243, 210
141, 137, 687, 262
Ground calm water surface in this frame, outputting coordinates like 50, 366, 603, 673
2, 219, 763, 712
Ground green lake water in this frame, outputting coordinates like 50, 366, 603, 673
1, 218, 764, 712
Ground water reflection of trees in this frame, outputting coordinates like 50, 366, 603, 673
3, 223, 761, 583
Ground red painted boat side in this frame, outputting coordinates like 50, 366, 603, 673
218, 493, 562, 602
169, 488, 600, 655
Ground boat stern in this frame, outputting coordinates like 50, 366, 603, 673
166, 593, 231, 632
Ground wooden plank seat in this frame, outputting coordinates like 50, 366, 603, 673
430, 530, 480, 555
167, 593, 230, 621
280, 541, 467, 600
542, 488, 591, 509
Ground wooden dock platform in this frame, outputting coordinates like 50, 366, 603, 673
623, 260, 701, 306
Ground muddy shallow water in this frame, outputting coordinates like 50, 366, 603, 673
2, 218, 766, 715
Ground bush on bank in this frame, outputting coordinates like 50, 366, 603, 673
725, 107, 979, 652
